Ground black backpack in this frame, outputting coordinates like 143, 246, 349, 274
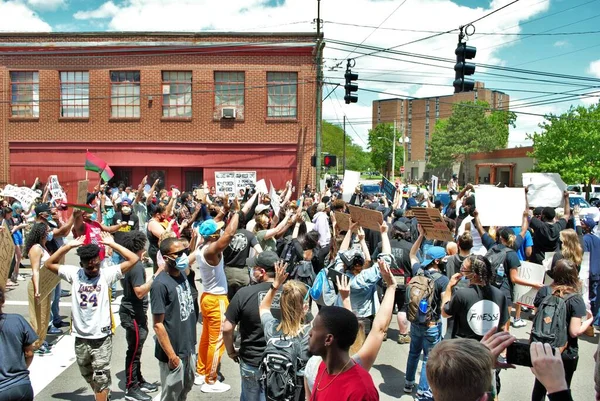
289, 260, 317, 288
260, 328, 309, 401
530, 291, 576, 351
279, 237, 302, 269
485, 245, 511, 288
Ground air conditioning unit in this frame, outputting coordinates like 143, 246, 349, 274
221, 107, 237, 119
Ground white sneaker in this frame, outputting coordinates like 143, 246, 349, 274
512, 318, 527, 328
193, 375, 205, 386
16, 275, 26, 281
201, 381, 231, 393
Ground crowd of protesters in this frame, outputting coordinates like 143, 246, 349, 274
0, 174, 599, 401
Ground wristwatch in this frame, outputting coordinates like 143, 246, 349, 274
270, 284, 278, 291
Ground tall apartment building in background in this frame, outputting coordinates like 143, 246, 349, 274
372, 82, 509, 181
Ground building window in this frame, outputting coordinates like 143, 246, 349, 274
435, 97, 440, 119
60, 71, 89, 118
162, 71, 192, 118
10, 71, 39, 118
267, 72, 297, 118
110, 71, 140, 118
215, 71, 244, 108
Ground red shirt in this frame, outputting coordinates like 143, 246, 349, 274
311, 360, 379, 401
83, 221, 105, 260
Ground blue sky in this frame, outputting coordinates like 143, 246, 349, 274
1, 0, 599, 148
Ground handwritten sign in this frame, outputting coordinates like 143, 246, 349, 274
269, 181, 281, 216
347, 205, 383, 231
476, 186, 526, 227
77, 180, 89, 205
0, 185, 38, 210
342, 170, 360, 202
235, 171, 257, 192
0, 221, 15, 287
523, 173, 567, 208
215, 171, 256, 197
38, 267, 61, 301
514, 262, 547, 307
194, 188, 206, 201
381, 176, 395, 203
49, 175, 67, 204
334, 212, 351, 232
412, 207, 454, 242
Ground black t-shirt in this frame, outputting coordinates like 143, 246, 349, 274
529, 217, 567, 265
150, 271, 197, 362
223, 229, 259, 268
119, 261, 148, 318
443, 284, 509, 340
363, 228, 382, 256
445, 254, 467, 278
112, 212, 139, 243
225, 281, 282, 367
373, 239, 412, 280
534, 286, 586, 360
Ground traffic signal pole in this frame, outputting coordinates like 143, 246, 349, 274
314, 0, 324, 191
343, 115, 346, 173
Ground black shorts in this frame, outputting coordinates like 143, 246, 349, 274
394, 288, 408, 312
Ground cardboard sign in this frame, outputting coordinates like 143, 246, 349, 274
194, 188, 206, 201
476, 186, 526, 227
381, 176, 395, 203
412, 207, 454, 242
38, 267, 61, 301
334, 212, 352, 232
342, 170, 360, 202
0, 221, 15, 287
347, 205, 383, 231
1, 185, 38, 210
514, 262, 547, 307
77, 180, 89, 205
523, 173, 567, 208
215, 171, 256, 197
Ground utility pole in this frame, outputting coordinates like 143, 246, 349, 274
343, 115, 346, 174
314, 0, 324, 191
392, 120, 397, 182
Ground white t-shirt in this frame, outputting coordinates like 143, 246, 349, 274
196, 246, 228, 295
58, 264, 123, 339
457, 215, 486, 256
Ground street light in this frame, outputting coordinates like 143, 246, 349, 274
377, 134, 409, 181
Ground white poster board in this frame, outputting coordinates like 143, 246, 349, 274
49, 175, 67, 204
580, 252, 590, 309
476, 186, 526, 227
0, 185, 38, 210
269, 181, 281, 216
523, 173, 567, 208
514, 262, 547, 307
342, 170, 360, 202
214, 171, 256, 197
431, 175, 438, 197
255, 179, 268, 194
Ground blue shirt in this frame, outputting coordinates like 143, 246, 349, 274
0, 314, 37, 391
584, 233, 600, 279
512, 227, 533, 262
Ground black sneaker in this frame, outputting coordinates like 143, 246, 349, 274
139, 381, 158, 393
125, 387, 152, 401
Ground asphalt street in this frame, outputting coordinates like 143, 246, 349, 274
3, 247, 598, 401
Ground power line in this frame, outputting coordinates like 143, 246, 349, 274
467, 0, 521, 25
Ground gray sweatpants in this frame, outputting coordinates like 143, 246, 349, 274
159, 355, 196, 401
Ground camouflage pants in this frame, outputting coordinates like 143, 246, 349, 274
74, 336, 113, 393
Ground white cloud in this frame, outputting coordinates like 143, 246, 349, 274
26, 0, 66, 11
588, 60, 600, 79
74, 1, 118, 20
0, 1, 51, 31
553, 40, 568, 47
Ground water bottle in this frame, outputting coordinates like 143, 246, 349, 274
495, 265, 505, 287
418, 299, 428, 323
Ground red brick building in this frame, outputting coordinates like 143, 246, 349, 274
0, 32, 318, 195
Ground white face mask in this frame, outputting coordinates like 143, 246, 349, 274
121, 206, 131, 215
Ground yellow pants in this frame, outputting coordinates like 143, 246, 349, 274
28, 281, 52, 350
196, 293, 228, 384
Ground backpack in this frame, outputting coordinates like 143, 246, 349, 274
280, 237, 302, 269
530, 291, 576, 351
309, 266, 338, 306
289, 260, 316, 288
485, 246, 511, 288
260, 328, 309, 401
406, 270, 443, 323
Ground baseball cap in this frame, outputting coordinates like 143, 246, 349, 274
246, 251, 279, 272
421, 246, 447, 267
35, 203, 51, 215
582, 215, 597, 229
255, 204, 270, 215
393, 221, 410, 233
121, 199, 131, 206
198, 219, 225, 236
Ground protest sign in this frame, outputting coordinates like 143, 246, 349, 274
255, 179, 268, 194
476, 186, 526, 227
215, 171, 256, 196
269, 181, 281, 216
77, 180, 89, 205
412, 207, 454, 242
38, 267, 61, 301
431, 175, 438, 197
194, 188, 205, 201
1, 185, 38, 210
523, 173, 567, 208
543, 252, 555, 271
381, 176, 395, 203
342, 170, 360, 202
235, 171, 257, 192
334, 212, 352, 232
49, 175, 67, 204
348, 205, 383, 231
0, 221, 15, 287
514, 262, 546, 307
580, 252, 590, 308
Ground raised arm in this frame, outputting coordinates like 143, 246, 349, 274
146, 179, 160, 206
134, 175, 147, 205
562, 191, 571, 221
519, 210, 530, 239
379, 222, 391, 254
340, 219, 359, 251
259, 261, 288, 316
204, 199, 240, 265
409, 225, 425, 266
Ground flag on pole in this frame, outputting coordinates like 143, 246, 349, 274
63, 203, 96, 214
85, 151, 114, 182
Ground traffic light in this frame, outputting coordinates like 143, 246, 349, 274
311, 155, 316, 167
323, 155, 337, 167
453, 42, 476, 93
344, 69, 358, 104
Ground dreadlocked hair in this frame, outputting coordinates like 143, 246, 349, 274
76, 244, 101, 264
468, 255, 493, 286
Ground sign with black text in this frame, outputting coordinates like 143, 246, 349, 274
381, 176, 395, 203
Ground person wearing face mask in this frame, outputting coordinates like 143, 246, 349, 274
222, 251, 282, 401
150, 237, 197, 401
112, 199, 139, 245
44, 232, 140, 401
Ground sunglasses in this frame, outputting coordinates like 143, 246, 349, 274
166, 248, 187, 258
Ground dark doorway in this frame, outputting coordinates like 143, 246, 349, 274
110, 168, 132, 187
184, 169, 203, 192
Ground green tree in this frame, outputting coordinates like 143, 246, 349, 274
322, 120, 373, 172
367, 123, 404, 175
528, 103, 600, 186
427, 101, 516, 178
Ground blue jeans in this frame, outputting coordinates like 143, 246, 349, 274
50, 282, 61, 327
405, 322, 442, 393
590, 279, 600, 326
240, 360, 265, 401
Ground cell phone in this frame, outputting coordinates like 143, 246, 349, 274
506, 341, 533, 367
326, 269, 344, 293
